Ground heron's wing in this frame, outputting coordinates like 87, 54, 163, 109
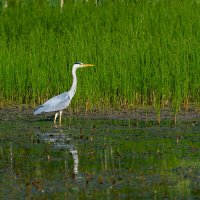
34, 92, 71, 115
34, 104, 45, 115
43, 92, 71, 108
34, 92, 71, 114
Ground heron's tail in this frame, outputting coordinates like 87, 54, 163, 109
34, 105, 44, 115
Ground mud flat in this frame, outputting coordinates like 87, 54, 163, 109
1, 105, 200, 123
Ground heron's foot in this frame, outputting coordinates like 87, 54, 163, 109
54, 122, 62, 128
53, 111, 62, 128
59, 122, 62, 127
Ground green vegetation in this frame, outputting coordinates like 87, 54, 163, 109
1, 0, 200, 114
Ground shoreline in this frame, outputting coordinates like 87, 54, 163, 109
1, 105, 200, 123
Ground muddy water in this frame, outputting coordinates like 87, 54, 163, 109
1, 116, 200, 199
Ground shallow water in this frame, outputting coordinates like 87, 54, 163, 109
1, 117, 200, 199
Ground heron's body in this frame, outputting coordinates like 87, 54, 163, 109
34, 92, 71, 114
34, 62, 94, 125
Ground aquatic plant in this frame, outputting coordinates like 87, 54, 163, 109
1, 0, 200, 115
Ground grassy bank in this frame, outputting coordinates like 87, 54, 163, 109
1, 0, 200, 115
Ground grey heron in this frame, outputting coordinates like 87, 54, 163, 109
34, 62, 94, 125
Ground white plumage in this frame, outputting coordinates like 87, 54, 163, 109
34, 62, 94, 125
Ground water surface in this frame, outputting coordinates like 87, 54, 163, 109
0, 117, 200, 199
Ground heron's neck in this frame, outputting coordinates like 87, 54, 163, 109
69, 66, 78, 98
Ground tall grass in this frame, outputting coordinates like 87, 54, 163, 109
1, 0, 200, 114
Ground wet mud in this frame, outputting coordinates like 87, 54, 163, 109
1, 105, 200, 122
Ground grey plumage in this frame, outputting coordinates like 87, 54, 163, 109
34, 92, 71, 115
33, 62, 94, 125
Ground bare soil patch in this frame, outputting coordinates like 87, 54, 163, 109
1, 105, 200, 124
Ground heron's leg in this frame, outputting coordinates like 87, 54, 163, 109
54, 112, 59, 124
59, 110, 63, 125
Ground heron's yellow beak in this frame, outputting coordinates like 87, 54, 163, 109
82, 64, 95, 67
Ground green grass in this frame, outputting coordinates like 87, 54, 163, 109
1, 0, 200, 114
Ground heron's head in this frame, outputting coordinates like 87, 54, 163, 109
74, 62, 94, 69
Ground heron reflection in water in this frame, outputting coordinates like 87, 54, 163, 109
36, 128, 79, 175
